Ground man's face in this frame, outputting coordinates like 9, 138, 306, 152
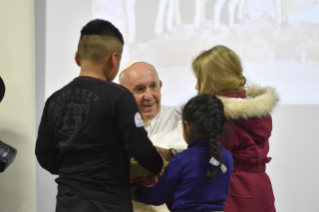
122, 63, 162, 122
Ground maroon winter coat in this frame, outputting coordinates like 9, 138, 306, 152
218, 86, 278, 212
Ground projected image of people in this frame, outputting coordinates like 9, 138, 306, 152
92, 0, 319, 105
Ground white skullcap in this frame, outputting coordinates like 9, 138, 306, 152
119, 59, 155, 76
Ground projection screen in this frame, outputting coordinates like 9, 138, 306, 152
92, 0, 319, 105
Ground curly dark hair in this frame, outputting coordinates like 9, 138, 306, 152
182, 94, 225, 181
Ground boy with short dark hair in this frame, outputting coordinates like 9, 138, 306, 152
35, 19, 163, 212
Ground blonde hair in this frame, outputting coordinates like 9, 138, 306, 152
192, 45, 246, 95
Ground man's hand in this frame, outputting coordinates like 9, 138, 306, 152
154, 146, 172, 161
158, 160, 169, 177
155, 146, 173, 176
130, 187, 138, 202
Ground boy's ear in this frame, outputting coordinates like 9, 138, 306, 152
112, 52, 118, 64
75, 51, 81, 67
110, 51, 120, 69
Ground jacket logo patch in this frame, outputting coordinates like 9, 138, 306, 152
54, 102, 90, 138
134, 112, 144, 127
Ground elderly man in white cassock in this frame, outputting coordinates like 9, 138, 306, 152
119, 60, 186, 212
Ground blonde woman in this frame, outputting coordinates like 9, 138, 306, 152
192, 45, 278, 212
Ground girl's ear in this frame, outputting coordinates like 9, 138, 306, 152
183, 121, 192, 143
184, 121, 190, 131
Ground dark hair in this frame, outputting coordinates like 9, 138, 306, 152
182, 94, 225, 181
80, 19, 124, 44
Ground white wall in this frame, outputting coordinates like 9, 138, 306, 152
35, 1, 93, 211
0, 1, 37, 212
268, 105, 319, 211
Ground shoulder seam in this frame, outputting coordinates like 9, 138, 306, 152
105, 81, 126, 92
73, 77, 127, 92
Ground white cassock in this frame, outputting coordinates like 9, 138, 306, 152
132, 105, 187, 212
145, 105, 186, 149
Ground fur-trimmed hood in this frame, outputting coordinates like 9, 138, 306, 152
218, 85, 279, 120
